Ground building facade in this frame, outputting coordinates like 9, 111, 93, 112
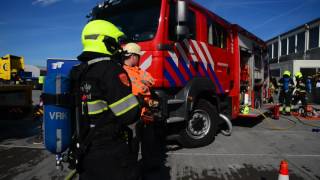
267, 18, 320, 79
24, 65, 40, 77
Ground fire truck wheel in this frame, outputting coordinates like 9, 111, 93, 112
179, 99, 217, 148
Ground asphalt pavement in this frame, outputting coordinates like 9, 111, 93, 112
0, 91, 320, 180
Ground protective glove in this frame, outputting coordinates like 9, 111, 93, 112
141, 109, 154, 124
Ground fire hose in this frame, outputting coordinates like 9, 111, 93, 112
253, 108, 297, 131
254, 107, 320, 130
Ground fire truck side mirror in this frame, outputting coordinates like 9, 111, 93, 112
176, 0, 189, 40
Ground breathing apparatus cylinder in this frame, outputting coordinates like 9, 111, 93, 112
43, 59, 79, 154
306, 78, 312, 93
283, 78, 290, 93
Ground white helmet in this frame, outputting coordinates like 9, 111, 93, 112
123, 43, 143, 56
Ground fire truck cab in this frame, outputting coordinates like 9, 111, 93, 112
90, 0, 267, 147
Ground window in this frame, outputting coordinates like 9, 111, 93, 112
288, 35, 295, 54
301, 68, 317, 79
281, 38, 287, 56
309, 26, 319, 49
268, 45, 272, 58
270, 69, 281, 78
187, 10, 196, 40
169, 3, 196, 41
254, 55, 262, 69
91, 0, 161, 42
40, 70, 46, 76
297, 32, 305, 53
207, 19, 227, 48
273, 42, 278, 58
169, 3, 176, 41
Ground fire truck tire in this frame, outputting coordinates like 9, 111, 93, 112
179, 99, 217, 148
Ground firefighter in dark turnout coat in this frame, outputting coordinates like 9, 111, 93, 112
70, 20, 140, 180
278, 70, 295, 114
293, 71, 307, 110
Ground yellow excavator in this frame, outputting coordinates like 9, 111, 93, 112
0, 54, 33, 119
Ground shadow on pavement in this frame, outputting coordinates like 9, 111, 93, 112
177, 164, 305, 180
0, 147, 47, 180
138, 122, 171, 180
231, 116, 265, 128
0, 118, 40, 143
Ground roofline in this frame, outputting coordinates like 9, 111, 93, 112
233, 24, 265, 46
266, 17, 320, 42
1, 54, 23, 59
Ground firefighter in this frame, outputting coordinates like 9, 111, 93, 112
292, 72, 307, 113
306, 76, 312, 94
122, 43, 155, 106
11, 69, 22, 85
122, 43, 164, 175
70, 20, 141, 180
278, 70, 295, 114
268, 77, 277, 103
38, 75, 45, 90
33, 95, 44, 144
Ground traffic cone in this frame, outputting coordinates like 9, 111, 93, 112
278, 160, 289, 180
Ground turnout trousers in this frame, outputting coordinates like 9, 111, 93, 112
79, 139, 140, 180
279, 91, 292, 112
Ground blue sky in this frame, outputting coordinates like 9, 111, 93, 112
1, 0, 319, 66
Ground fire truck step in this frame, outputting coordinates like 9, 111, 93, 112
238, 108, 269, 118
167, 117, 185, 123
167, 99, 185, 104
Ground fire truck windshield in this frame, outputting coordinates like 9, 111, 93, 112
91, 0, 161, 42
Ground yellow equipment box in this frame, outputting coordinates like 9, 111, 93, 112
0, 54, 25, 81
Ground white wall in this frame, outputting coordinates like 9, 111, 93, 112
269, 61, 293, 79
270, 60, 320, 79
293, 60, 320, 77
24, 65, 40, 77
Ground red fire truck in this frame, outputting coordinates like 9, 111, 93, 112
90, 0, 268, 147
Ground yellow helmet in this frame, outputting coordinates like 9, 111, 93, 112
241, 105, 250, 114
81, 20, 124, 55
283, 70, 291, 77
123, 43, 143, 55
295, 71, 303, 79
11, 69, 17, 73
